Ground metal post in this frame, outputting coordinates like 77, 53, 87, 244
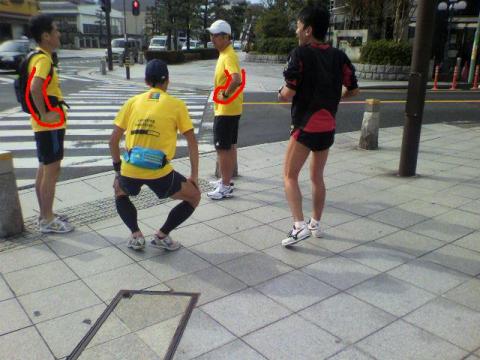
0, 151, 24, 237
467, 9, 480, 83
399, 0, 438, 177
442, 3, 452, 73
105, 0, 113, 71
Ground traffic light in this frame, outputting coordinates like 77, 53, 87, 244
132, 0, 140, 16
100, 0, 111, 13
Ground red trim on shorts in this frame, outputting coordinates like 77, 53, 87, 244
292, 128, 301, 140
303, 109, 336, 133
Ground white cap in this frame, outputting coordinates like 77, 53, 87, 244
208, 20, 231, 35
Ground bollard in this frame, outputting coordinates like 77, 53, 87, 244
138, 51, 144, 64
0, 152, 24, 237
432, 65, 440, 90
472, 65, 479, 90
359, 99, 380, 150
125, 63, 130, 80
129, 53, 134, 65
450, 65, 459, 90
100, 59, 107, 75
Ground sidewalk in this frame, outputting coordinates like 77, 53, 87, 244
1, 123, 479, 359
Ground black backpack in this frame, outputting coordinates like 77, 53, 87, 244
14, 50, 54, 114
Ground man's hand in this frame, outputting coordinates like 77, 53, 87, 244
42, 111, 60, 123
188, 176, 199, 190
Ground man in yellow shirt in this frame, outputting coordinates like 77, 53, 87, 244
109, 59, 200, 251
207, 20, 243, 200
28, 15, 73, 233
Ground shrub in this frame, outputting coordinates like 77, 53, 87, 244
254, 37, 298, 55
255, 8, 293, 38
145, 48, 218, 63
360, 40, 412, 66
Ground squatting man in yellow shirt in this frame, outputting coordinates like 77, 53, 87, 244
109, 59, 200, 251
207, 20, 244, 200
28, 15, 73, 233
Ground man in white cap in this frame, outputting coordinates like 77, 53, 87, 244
207, 20, 243, 200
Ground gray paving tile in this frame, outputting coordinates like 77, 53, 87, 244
330, 218, 400, 242
242, 204, 292, 224
443, 184, 480, 200
244, 314, 344, 360
216, 196, 268, 212
190, 203, 234, 222
94, 223, 154, 246
88, 216, 124, 231
18, 280, 101, 324
0, 276, 13, 301
193, 339, 267, 360
0, 298, 31, 335
263, 241, 333, 268
0, 243, 58, 274
421, 244, 480, 276
320, 206, 361, 227
190, 236, 255, 265
347, 274, 436, 317
327, 347, 375, 360
83, 263, 160, 302
459, 199, 480, 215
231, 224, 287, 250
356, 320, 467, 360
201, 288, 291, 336
255, 270, 337, 312
36, 304, 130, 359
387, 258, 470, 295
64, 246, 134, 278
218, 252, 293, 286
444, 278, 480, 312
408, 218, 475, 243
368, 206, 429, 229
139, 249, 211, 282
397, 199, 453, 218
79, 332, 160, 360
4, 260, 78, 296
434, 209, 480, 231
205, 213, 263, 235
301, 292, 396, 344
138, 309, 235, 360
341, 244, 414, 272
165, 266, 247, 306
374, 230, 444, 257
0, 327, 55, 360
405, 297, 480, 351
453, 231, 480, 253
165, 223, 226, 248
44, 228, 111, 258
302, 255, 380, 290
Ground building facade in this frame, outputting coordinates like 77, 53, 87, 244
0, 0, 39, 41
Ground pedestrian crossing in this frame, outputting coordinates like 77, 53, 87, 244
0, 82, 215, 188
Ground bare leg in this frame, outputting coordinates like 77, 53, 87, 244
310, 149, 329, 221
39, 161, 61, 221
284, 137, 310, 222
35, 164, 44, 215
218, 148, 235, 186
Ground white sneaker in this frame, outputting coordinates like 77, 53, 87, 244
39, 216, 74, 234
127, 235, 145, 250
150, 235, 181, 251
209, 179, 234, 188
308, 219, 324, 238
36, 213, 68, 226
281, 225, 310, 247
207, 184, 233, 200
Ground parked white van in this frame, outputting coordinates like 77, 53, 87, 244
149, 36, 168, 51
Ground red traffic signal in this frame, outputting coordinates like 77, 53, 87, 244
132, 0, 140, 16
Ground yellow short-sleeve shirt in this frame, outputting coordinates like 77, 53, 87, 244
28, 47, 66, 132
214, 44, 243, 116
114, 88, 194, 180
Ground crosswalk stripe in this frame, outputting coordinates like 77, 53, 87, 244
4, 111, 204, 118
59, 74, 95, 82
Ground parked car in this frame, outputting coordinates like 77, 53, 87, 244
148, 36, 168, 51
207, 41, 215, 49
181, 40, 202, 50
107, 38, 139, 63
0, 39, 33, 72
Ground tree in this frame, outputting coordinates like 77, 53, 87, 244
392, 0, 417, 42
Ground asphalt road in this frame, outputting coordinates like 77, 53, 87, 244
237, 89, 480, 148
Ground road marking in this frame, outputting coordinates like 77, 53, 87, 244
243, 99, 480, 105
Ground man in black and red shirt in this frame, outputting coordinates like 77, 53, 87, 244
278, 5, 359, 247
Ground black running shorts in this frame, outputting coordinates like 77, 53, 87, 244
118, 170, 187, 198
213, 115, 240, 150
291, 128, 335, 152
34, 129, 65, 165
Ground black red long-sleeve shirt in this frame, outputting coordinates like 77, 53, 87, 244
283, 44, 358, 133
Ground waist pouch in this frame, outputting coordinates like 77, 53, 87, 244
123, 147, 168, 169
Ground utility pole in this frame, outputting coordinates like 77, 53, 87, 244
399, 0, 437, 177
468, 9, 480, 83
101, 0, 113, 71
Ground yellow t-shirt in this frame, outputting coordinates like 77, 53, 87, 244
28, 47, 66, 132
214, 44, 243, 116
114, 88, 194, 180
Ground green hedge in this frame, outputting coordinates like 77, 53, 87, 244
360, 40, 412, 66
145, 48, 218, 64
254, 37, 297, 55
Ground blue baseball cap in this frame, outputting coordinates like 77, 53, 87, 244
145, 59, 169, 84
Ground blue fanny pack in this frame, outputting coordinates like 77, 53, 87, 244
123, 147, 168, 169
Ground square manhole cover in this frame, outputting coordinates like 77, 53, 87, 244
68, 290, 199, 360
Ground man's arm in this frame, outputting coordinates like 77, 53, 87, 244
183, 129, 199, 186
278, 86, 296, 102
223, 73, 242, 97
31, 77, 59, 123
342, 87, 360, 99
109, 125, 125, 167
